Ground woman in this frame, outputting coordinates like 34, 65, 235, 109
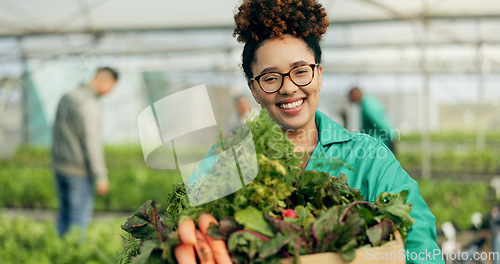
181, 0, 444, 263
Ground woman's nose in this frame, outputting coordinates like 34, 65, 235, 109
278, 76, 298, 95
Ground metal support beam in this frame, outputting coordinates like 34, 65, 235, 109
475, 20, 486, 150
415, 2, 432, 180
18, 36, 29, 144
355, 0, 473, 45
1, 13, 500, 39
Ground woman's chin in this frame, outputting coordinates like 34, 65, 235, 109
276, 113, 311, 131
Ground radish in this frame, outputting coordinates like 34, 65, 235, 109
283, 209, 298, 219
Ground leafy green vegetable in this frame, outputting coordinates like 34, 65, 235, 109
234, 206, 275, 238
376, 190, 416, 241
258, 233, 296, 259
131, 240, 161, 264
121, 201, 180, 264
121, 200, 170, 242
120, 110, 415, 264
367, 219, 394, 247
228, 231, 268, 262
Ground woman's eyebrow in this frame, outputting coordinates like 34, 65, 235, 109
258, 67, 279, 75
258, 61, 310, 75
290, 60, 309, 67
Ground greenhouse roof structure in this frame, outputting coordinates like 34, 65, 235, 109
0, 0, 499, 74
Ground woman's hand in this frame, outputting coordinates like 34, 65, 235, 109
174, 213, 232, 264
394, 229, 403, 246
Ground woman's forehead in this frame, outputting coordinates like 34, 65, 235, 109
253, 36, 315, 71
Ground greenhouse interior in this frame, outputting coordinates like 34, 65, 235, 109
0, 0, 499, 263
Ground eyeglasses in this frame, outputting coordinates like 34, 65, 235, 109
250, 64, 319, 93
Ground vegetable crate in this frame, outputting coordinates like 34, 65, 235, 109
280, 239, 405, 264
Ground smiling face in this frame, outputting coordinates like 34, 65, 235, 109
249, 34, 322, 131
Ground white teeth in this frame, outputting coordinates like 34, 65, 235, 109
279, 99, 304, 109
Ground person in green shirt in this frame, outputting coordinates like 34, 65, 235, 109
349, 86, 397, 153
234, 0, 442, 262
176, 0, 444, 263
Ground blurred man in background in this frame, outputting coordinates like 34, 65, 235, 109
349, 87, 396, 154
52, 67, 118, 237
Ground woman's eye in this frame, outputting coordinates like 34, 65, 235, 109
263, 75, 279, 83
294, 69, 310, 75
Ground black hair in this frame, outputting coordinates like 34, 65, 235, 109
242, 35, 322, 81
97, 67, 119, 81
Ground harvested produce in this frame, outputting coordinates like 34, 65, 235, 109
119, 110, 415, 264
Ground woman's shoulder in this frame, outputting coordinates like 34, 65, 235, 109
350, 132, 387, 147
315, 110, 386, 149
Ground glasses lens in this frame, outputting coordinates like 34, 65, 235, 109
290, 65, 314, 86
257, 65, 315, 93
259, 73, 282, 92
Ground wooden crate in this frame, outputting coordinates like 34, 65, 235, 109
280, 232, 405, 264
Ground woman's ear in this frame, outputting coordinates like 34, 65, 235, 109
248, 81, 261, 105
317, 64, 323, 92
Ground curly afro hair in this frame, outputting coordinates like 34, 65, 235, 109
233, 0, 329, 43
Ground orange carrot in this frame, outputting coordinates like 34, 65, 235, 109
179, 216, 207, 262
206, 235, 233, 264
174, 243, 196, 264
198, 213, 219, 235
198, 213, 232, 264
178, 216, 197, 246
195, 230, 216, 264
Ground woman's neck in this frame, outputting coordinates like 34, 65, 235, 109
283, 121, 318, 154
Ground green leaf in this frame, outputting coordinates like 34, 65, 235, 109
341, 248, 356, 262
312, 206, 340, 243
341, 238, 357, 252
121, 200, 170, 241
296, 170, 331, 199
358, 207, 376, 225
145, 252, 163, 264
366, 219, 394, 246
234, 206, 274, 238
228, 231, 267, 260
294, 206, 316, 228
259, 233, 295, 259
121, 215, 158, 240
376, 191, 415, 242
131, 240, 158, 264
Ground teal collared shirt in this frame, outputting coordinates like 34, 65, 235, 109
360, 95, 394, 146
306, 111, 443, 264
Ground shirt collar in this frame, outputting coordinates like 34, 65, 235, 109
84, 85, 100, 97
315, 110, 354, 146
